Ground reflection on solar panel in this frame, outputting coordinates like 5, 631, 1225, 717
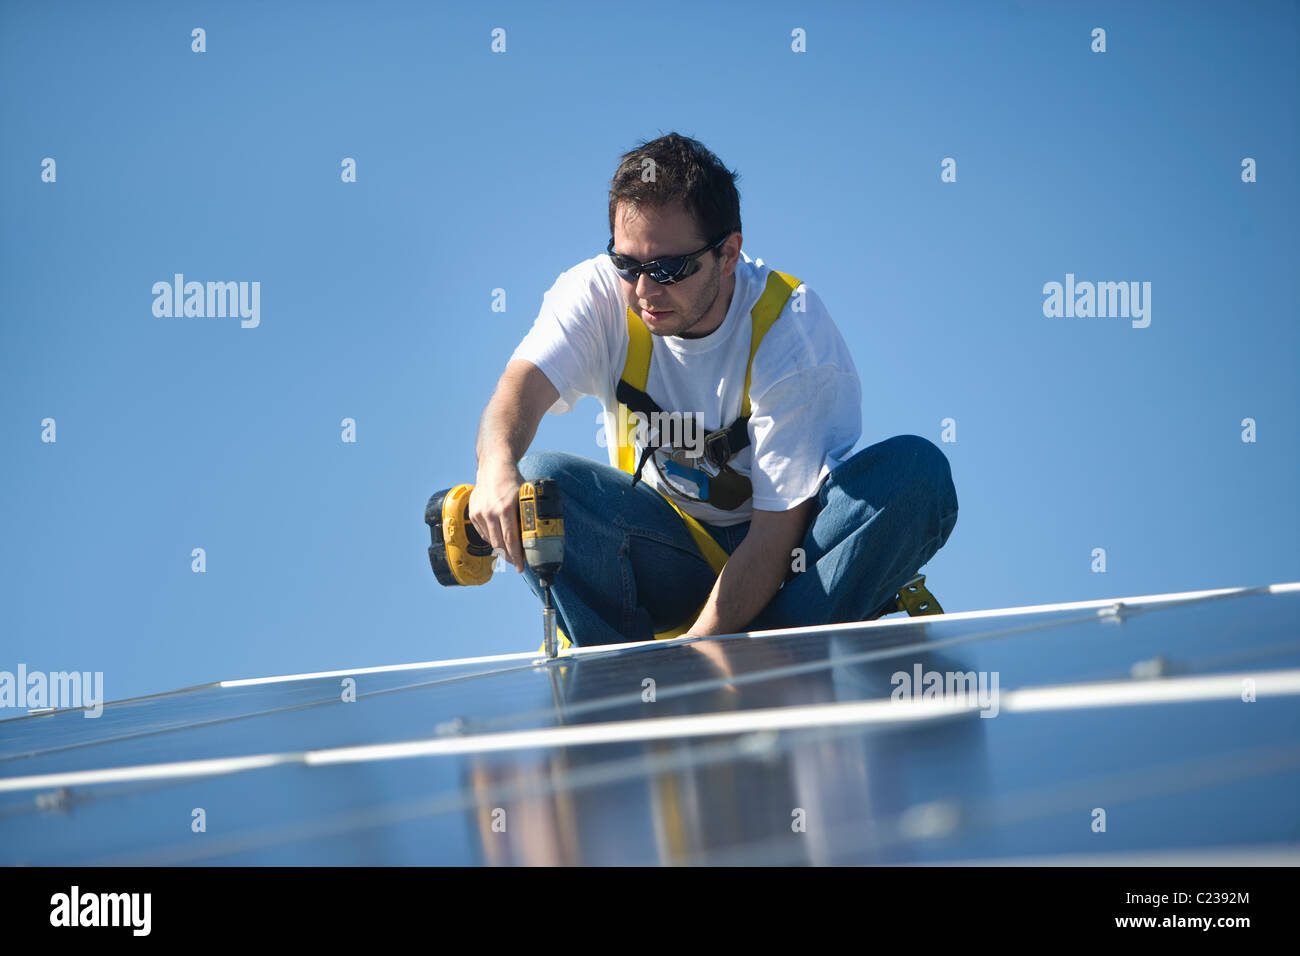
2, 583, 1298, 865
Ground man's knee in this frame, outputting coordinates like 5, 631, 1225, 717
518, 450, 575, 483
895, 434, 957, 513
892, 435, 959, 550
834, 434, 957, 515
517, 450, 616, 514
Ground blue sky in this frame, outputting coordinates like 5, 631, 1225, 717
2, 0, 1296, 707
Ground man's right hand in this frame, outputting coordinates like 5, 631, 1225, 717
468, 359, 561, 575
468, 464, 526, 573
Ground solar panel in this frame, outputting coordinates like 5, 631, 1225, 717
2, 583, 1298, 865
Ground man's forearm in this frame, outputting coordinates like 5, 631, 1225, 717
688, 533, 791, 636
475, 394, 535, 473
474, 362, 554, 474
467, 361, 559, 572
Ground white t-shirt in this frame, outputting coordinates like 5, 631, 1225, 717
510, 251, 862, 527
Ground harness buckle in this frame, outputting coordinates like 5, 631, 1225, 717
702, 428, 733, 468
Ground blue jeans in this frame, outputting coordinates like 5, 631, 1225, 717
516, 434, 959, 646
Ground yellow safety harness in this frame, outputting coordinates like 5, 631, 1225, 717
545, 271, 800, 651
616, 270, 803, 640
542, 268, 944, 653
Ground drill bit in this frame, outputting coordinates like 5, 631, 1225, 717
542, 584, 558, 659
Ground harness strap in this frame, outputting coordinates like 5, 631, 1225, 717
742, 272, 799, 416
606, 270, 802, 640
616, 315, 654, 475
616, 270, 802, 481
541, 271, 944, 650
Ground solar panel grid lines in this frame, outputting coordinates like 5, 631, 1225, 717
667, 740, 1300, 868
47, 695, 1300, 866
0, 609, 1056, 769
78, 728, 827, 866
0, 581, 1296, 864
5, 582, 1284, 767
0, 661, 556, 768
1, 579, 1284, 739
4, 665, 1297, 798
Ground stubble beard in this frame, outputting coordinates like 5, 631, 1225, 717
656, 257, 721, 339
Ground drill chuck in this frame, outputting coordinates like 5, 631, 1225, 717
519, 479, 564, 584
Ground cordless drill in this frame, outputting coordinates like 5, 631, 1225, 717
425, 479, 565, 657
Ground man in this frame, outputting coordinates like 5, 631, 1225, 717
469, 132, 958, 647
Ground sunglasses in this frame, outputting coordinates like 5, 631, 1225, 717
606, 235, 727, 285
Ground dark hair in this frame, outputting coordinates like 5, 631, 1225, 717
607, 132, 741, 259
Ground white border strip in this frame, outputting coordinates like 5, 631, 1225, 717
4, 668, 1298, 795
0, 753, 293, 790
1002, 670, 1300, 712
215, 581, 1300, 689
739, 581, 1300, 641
218, 639, 678, 688
220, 651, 540, 687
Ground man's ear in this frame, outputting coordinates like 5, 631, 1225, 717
722, 232, 742, 271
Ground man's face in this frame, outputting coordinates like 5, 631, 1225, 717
611, 201, 738, 339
